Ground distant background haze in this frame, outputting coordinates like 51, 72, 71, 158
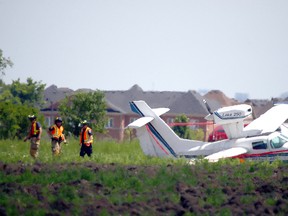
1, 0, 288, 99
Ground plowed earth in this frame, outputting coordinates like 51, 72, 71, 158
1, 161, 288, 215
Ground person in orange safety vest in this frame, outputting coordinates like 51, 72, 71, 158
79, 120, 93, 157
48, 117, 67, 156
24, 115, 42, 158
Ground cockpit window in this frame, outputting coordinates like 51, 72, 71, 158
270, 136, 287, 149
252, 141, 267, 150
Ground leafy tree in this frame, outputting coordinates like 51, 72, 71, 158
0, 101, 43, 139
172, 114, 204, 140
59, 91, 107, 137
172, 114, 191, 139
189, 128, 205, 141
0, 49, 13, 77
0, 78, 45, 108
9, 78, 46, 108
0, 77, 46, 139
0, 83, 12, 102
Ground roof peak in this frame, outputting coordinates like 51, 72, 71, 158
128, 84, 143, 92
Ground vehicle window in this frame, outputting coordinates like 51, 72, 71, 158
252, 141, 267, 150
270, 136, 287, 149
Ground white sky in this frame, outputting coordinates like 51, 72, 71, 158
0, 0, 287, 99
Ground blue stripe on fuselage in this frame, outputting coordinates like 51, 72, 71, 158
244, 152, 288, 159
130, 102, 144, 116
147, 123, 177, 157
129, 101, 177, 157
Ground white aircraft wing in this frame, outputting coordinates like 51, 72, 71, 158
204, 147, 248, 162
152, 108, 170, 116
127, 117, 154, 128
244, 104, 288, 135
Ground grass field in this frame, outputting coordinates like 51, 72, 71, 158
0, 137, 186, 165
1, 138, 288, 215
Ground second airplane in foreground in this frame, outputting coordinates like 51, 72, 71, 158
127, 100, 288, 162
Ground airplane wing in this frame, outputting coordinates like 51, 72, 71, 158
152, 108, 170, 116
204, 147, 248, 162
244, 104, 288, 135
127, 117, 154, 128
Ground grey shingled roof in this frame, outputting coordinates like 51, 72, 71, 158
43, 84, 244, 117
104, 84, 210, 116
203, 90, 239, 112
43, 84, 287, 120
43, 85, 74, 108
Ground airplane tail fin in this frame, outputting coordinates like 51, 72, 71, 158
127, 101, 204, 158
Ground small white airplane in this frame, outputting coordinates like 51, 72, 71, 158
127, 100, 288, 162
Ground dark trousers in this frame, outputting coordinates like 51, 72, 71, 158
80, 144, 92, 157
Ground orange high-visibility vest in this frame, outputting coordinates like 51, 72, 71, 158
80, 127, 93, 146
50, 125, 64, 139
30, 122, 40, 136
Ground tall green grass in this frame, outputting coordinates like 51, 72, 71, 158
1, 138, 288, 168
0, 138, 187, 166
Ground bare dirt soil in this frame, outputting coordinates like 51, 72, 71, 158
1, 161, 288, 215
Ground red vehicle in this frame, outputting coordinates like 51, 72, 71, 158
208, 125, 227, 142
208, 124, 248, 142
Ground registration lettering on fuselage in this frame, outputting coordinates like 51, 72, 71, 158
221, 111, 243, 119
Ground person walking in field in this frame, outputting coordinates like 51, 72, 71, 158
79, 120, 93, 157
24, 115, 42, 158
48, 117, 66, 156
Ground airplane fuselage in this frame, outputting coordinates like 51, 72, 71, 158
182, 131, 288, 161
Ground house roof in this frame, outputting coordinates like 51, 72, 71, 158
42, 84, 288, 121
43, 85, 74, 108
104, 84, 210, 116
203, 90, 239, 112
43, 84, 246, 117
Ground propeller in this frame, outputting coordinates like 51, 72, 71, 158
203, 99, 212, 115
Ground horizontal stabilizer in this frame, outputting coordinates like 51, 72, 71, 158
204, 147, 248, 162
152, 108, 170, 116
127, 117, 154, 128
